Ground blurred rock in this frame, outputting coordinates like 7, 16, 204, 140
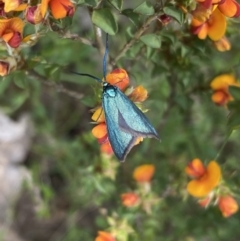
0, 112, 33, 164
0, 111, 34, 241
0, 162, 32, 222
0, 226, 26, 241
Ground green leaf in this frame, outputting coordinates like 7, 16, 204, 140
134, 1, 154, 15
122, 9, 141, 27
13, 71, 28, 89
163, 6, 184, 24
92, 9, 118, 35
0, 76, 11, 95
228, 111, 240, 130
108, 0, 123, 11
78, 0, 97, 7
161, 32, 176, 44
11, 91, 29, 112
140, 34, 161, 48
146, 46, 155, 59
229, 86, 240, 101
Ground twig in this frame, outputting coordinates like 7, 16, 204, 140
26, 70, 84, 100
111, 12, 161, 65
62, 32, 96, 47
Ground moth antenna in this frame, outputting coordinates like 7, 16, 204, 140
103, 34, 109, 81
71, 71, 102, 83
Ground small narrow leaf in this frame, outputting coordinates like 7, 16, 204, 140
92, 9, 118, 35
134, 1, 154, 15
140, 34, 161, 48
163, 6, 184, 24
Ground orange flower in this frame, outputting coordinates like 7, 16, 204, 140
121, 192, 139, 207
92, 123, 107, 139
218, 195, 239, 217
25, 4, 43, 25
41, 0, 75, 19
133, 164, 155, 183
106, 68, 130, 91
191, 7, 226, 41
100, 141, 113, 155
186, 160, 221, 197
213, 36, 231, 52
185, 158, 206, 178
0, 17, 24, 48
128, 85, 148, 102
218, 0, 240, 17
95, 231, 115, 241
210, 74, 240, 105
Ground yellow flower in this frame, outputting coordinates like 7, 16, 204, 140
186, 160, 221, 197
133, 164, 155, 183
191, 8, 226, 41
210, 74, 240, 106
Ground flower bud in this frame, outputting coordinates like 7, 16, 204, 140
0, 56, 17, 76
25, 5, 43, 25
218, 195, 239, 217
213, 37, 231, 52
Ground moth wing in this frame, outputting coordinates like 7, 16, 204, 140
102, 95, 138, 162
115, 89, 159, 139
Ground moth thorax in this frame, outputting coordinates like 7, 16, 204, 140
104, 83, 116, 97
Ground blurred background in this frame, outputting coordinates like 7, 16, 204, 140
0, 0, 240, 240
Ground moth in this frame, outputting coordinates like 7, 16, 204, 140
72, 34, 159, 161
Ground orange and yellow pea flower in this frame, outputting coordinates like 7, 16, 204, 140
133, 164, 155, 183
41, 0, 75, 19
210, 74, 240, 106
0, 17, 24, 48
121, 192, 139, 207
91, 68, 148, 156
186, 159, 221, 197
95, 231, 116, 241
191, 7, 226, 41
218, 195, 239, 217
194, 0, 240, 17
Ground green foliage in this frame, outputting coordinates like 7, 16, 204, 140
92, 8, 118, 35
